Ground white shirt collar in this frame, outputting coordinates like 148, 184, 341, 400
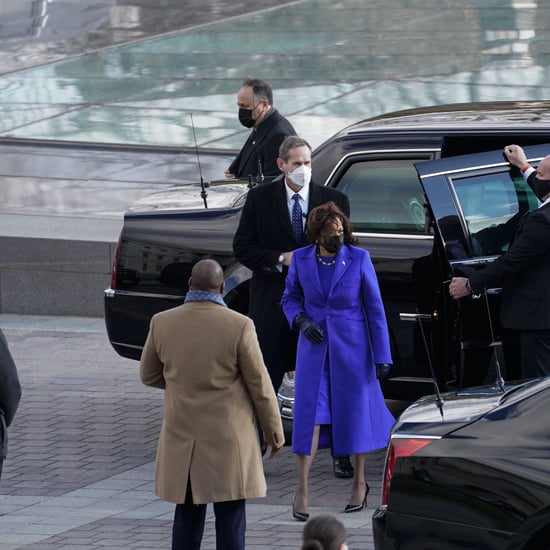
284, 180, 309, 205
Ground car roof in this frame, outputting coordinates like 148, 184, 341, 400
336, 101, 550, 137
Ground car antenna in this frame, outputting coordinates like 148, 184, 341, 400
416, 310, 445, 419
257, 159, 264, 184
190, 113, 208, 209
483, 290, 506, 392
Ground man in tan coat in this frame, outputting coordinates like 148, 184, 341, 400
140, 259, 284, 550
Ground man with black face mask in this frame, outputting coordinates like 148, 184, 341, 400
224, 77, 296, 182
449, 144, 550, 379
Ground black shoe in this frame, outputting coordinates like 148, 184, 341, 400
333, 456, 354, 478
292, 494, 309, 522
344, 484, 370, 513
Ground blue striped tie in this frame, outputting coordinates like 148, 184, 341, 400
292, 194, 303, 241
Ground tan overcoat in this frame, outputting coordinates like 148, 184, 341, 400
140, 300, 284, 504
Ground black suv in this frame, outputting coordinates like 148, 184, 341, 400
105, 100, 550, 404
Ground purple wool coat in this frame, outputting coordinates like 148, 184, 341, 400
281, 244, 395, 456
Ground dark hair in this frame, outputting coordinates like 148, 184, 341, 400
306, 201, 358, 246
279, 135, 311, 162
241, 77, 273, 105
301, 515, 346, 550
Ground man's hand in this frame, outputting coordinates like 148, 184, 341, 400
449, 277, 472, 299
280, 251, 293, 267
224, 169, 236, 179
504, 144, 528, 170
266, 445, 283, 459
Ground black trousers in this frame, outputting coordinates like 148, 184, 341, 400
172, 481, 246, 550
520, 329, 550, 379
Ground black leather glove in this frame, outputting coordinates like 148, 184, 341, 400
294, 312, 324, 344
376, 363, 391, 380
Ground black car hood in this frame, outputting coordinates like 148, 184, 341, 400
127, 180, 249, 213
393, 382, 527, 437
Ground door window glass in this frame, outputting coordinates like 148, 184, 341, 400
335, 159, 427, 233
451, 172, 539, 256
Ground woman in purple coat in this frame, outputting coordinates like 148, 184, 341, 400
281, 201, 395, 520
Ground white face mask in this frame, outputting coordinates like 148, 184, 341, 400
286, 164, 312, 188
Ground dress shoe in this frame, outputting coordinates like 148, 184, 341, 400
292, 493, 309, 522
333, 455, 354, 478
344, 484, 370, 513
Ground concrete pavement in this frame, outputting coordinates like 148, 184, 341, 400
0, 315, 383, 549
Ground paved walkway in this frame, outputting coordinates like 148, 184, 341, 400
0, 315, 383, 549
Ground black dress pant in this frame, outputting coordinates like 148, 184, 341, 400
520, 329, 550, 379
172, 480, 246, 550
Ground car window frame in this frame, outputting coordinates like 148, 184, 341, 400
324, 149, 438, 238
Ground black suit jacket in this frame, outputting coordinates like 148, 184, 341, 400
228, 109, 296, 179
233, 178, 350, 386
470, 200, 550, 330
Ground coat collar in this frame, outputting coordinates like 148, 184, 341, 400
301, 244, 353, 296
236, 110, 282, 174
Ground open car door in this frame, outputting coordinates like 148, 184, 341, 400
414, 143, 548, 387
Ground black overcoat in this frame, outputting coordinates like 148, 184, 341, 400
233, 178, 350, 389
228, 109, 296, 179
470, 196, 550, 330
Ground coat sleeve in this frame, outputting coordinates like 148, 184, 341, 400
360, 251, 393, 364
338, 192, 351, 218
233, 187, 281, 272
0, 330, 21, 427
281, 254, 305, 328
139, 318, 166, 390
259, 132, 287, 177
470, 213, 550, 292
237, 319, 285, 448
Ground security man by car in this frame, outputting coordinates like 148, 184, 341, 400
449, 144, 550, 379
224, 77, 296, 181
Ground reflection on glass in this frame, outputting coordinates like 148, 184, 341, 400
451, 171, 539, 257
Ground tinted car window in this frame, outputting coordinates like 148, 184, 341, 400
335, 160, 426, 234
451, 172, 539, 256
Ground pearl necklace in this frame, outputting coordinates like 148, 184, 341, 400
316, 253, 336, 266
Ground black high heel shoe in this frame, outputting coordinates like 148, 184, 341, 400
292, 493, 309, 522
344, 483, 370, 513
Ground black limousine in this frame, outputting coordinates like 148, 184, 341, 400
373, 376, 550, 550
105, 100, 550, 406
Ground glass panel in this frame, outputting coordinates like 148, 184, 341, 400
335, 159, 426, 234
451, 172, 539, 257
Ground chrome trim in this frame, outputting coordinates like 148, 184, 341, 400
449, 256, 498, 266
104, 288, 184, 300
422, 161, 510, 178
323, 148, 439, 186
355, 231, 433, 240
391, 433, 442, 440
399, 313, 432, 322
110, 341, 143, 350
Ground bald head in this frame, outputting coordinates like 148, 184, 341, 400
537, 155, 550, 180
188, 259, 224, 294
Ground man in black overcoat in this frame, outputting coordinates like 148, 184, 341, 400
224, 77, 296, 181
233, 135, 353, 477
450, 144, 550, 379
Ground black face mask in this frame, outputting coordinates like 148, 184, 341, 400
238, 108, 255, 128
323, 234, 344, 254
531, 176, 550, 201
